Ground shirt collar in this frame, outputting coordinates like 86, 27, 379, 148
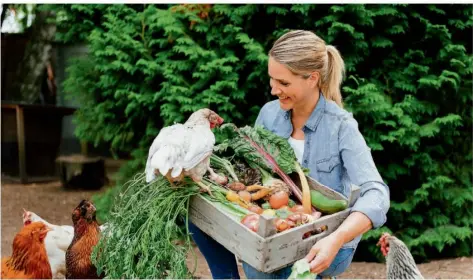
282, 92, 326, 132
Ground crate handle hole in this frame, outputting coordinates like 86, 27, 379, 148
302, 225, 328, 240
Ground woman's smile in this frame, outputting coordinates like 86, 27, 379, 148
278, 94, 291, 104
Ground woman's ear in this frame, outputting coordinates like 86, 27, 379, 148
307, 72, 320, 89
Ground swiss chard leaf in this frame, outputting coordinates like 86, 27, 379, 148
216, 123, 302, 174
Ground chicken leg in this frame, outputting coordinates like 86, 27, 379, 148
195, 181, 214, 197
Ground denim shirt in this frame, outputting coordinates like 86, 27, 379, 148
255, 93, 390, 249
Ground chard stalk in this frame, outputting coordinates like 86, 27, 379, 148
243, 135, 304, 203
294, 161, 312, 214
256, 165, 273, 186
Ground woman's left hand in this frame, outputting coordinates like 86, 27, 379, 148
304, 232, 344, 274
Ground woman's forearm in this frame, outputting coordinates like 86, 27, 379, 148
333, 211, 373, 244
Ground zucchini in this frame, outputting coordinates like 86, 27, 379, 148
310, 190, 348, 214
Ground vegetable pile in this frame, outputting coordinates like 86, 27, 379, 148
214, 124, 347, 234
91, 124, 348, 278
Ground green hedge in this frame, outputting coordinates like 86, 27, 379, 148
49, 4, 472, 262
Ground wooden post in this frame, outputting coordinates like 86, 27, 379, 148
15, 105, 27, 184
80, 141, 88, 156
257, 214, 277, 238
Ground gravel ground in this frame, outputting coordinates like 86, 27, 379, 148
2, 179, 472, 279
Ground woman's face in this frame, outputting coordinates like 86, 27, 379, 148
268, 56, 318, 111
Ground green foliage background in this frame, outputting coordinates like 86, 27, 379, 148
47, 4, 472, 262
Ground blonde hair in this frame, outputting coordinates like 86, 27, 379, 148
269, 30, 345, 107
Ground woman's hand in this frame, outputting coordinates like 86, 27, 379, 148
304, 212, 373, 274
304, 232, 344, 274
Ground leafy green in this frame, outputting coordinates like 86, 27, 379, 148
91, 171, 246, 278
288, 259, 317, 280
216, 124, 309, 204
91, 173, 201, 279
217, 124, 300, 174
275, 208, 293, 219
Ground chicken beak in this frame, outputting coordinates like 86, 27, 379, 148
42, 226, 53, 233
39, 226, 53, 239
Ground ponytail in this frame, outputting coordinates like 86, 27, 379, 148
321, 45, 345, 108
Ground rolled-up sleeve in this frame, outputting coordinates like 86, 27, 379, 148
339, 117, 390, 228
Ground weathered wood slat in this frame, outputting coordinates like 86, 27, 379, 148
189, 195, 267, 271
263, 208, 351, 272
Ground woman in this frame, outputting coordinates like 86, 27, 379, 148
188, 30, 390, 279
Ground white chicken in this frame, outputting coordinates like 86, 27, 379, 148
21, 209, 108, 278
22, 209, 73, 278
145, 108, 225, 194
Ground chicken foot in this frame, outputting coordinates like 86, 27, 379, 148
207, 166, 228, 185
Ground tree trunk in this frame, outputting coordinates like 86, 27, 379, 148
13, 9, 56, 104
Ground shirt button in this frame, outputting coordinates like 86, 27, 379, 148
304, 160, 308, 164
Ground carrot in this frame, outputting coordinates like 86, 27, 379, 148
236, 200, 249, 209
246, 184, 270, 192
227, 190, 250, 208
251, 188, 273, 201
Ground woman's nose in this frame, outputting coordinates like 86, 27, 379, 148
271, 86, 281, 95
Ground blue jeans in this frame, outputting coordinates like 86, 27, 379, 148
188, 222, 355, 279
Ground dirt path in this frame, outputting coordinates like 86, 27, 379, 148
2, 179, 472, 279
186, 245, 473, 279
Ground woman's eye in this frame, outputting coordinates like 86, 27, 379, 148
280, 82, 289, 86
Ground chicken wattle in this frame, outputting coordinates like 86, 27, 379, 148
145, 108, 225, 195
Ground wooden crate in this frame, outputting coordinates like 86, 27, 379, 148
189, 175, 360, 273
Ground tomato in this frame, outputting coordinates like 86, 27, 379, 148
248, 205, 263, 214
287, 213, 302, 224
269, 191, 289, 209
274, 218, 292, 232
290, 205, 305, 213
241, 214, 259, 232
